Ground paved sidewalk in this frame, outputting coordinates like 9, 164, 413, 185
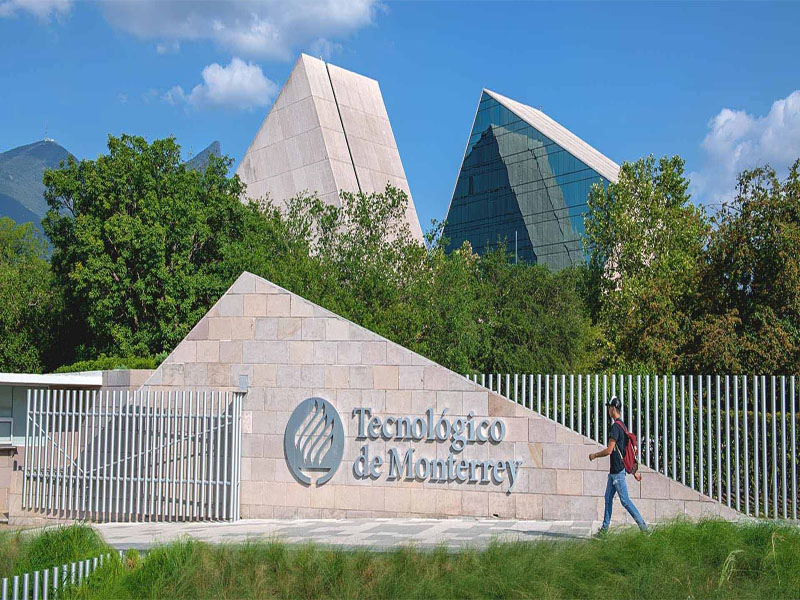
96, 518, 601, 551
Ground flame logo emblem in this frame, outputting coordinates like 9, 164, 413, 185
284, 397, 344, 486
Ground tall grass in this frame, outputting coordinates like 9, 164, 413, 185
62, 519, 800, 599
0, 524, 108, 577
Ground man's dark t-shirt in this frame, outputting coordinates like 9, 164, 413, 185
609, 420, 627, 474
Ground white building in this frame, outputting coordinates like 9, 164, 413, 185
236, 54, 424, 243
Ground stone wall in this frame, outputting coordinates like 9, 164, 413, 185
139, 272, 739, 523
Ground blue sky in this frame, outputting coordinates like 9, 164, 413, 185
1, 1, 799, 230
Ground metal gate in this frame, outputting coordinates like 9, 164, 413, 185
22, 389, 243, 522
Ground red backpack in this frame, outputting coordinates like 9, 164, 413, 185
614, 419, 639, 475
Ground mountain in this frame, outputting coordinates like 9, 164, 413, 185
186, 141, 221, 172
0, 140, 72, 227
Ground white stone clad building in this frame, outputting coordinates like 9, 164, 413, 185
236, 54, 424, 243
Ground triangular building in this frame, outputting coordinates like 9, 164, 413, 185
236, 54, 424, 243
443, 90, 619, 269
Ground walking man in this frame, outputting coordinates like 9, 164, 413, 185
589, 396, 648, 533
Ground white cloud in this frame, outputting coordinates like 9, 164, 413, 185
165, 57, 278, 111
100, 0, 378, 60
0, 0, 71, 19
690, 90, 800, 207
307, 37, 343, 60
156, 40, 181, 55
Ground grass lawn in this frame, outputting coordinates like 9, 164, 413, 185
3, 519, 800, 599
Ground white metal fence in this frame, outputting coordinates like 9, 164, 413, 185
469, 373, 799, 520
1, 552, 112, 600
22, 389, 244, 522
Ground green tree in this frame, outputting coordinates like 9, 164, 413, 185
0, 217, 61, 372
584, 155, 709, 371
690, 160, 800, 373
43, 134, 246, 359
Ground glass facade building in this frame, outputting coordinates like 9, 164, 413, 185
443, 90, 619, 270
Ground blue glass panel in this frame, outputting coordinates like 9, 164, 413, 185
443, 92, 610, 270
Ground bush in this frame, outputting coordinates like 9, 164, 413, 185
53, 354, 165, 373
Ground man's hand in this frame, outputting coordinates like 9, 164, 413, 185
589, 452, 595, 461
634, 472, 642, 482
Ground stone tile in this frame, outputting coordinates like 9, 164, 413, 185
372, 366, 398, 390
398, 366, 424, 390
196, 340, 219, 363
253, 364, 277, 387
220, 340, 243, 363
231, 318, 255, 339
461, 491, 489, 516
349, 366, 373, 389
218, 294, 243, 317
386, 344, 413, 365
640, 472, 670, 499
325, 318, 350, 341
267, 294, 291, 317
515, 493, 543, 519
324, 366, 350, 389
669, 480, 700, 501
488, 492, 515, 518
542, 444, 570, 469
556, 470, 583, 496
361, 342, 387, 365
529, 419, 556, 444
302, 318, 327, 340
384, 390, 412, 413
277, 318, 302, 340
289, 341, 314, 364
527, 469, 556, 494
255, 318, 278, 340
337, 341, 362, 364
170, 341, 196, 363
313, 341, 337, 364
436, 490, 461, 516
208, 317, 233, 340
291, 296, 315, 317
582, 470, 609, 496
243, 294, 267, 317
462, 391, 489, 416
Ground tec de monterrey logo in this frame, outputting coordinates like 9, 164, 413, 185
284, 397, 344, 486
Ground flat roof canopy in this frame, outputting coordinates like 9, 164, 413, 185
0, 371, 103, 388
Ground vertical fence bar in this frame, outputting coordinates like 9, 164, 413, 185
193, 392, 201, 520
734, 376, 740, 512
781, 376, 787, 519
585, 375, 590, 439
208, 392, 216, 519
121, 390, 129, 521
172, 391, 180, 521
56, 390, 65, 515
144, 391, 152, 521
200, 391, 207, 520
22, 390, 30, 510
725, 375, 731, 507
215, 392, 222, 520
772, 376, 778, 518
535, 374, 540, 413
577, 375, 582, 435
553, 375, 559, 424
645, 376, 651, 468
762, 376, 768, 517
180, 390, 186, 520
689, 376, 695, 490
603, 374, 608, 442
109, 392, 117, 521
43, 390, 52, 512
636, 375, 641, 457
102, 391, 109, 521
671, 375, 677, 479
520, 374, 526, 409
654, 375, 660, 472
569, 374, 574, 430
505, 374, 510, 399
134, 392, 142, 521
223, 392, 230, 519
528, 375, 534, 410
754, 376, 760, 516
591, 374, 597, 442
698, 376, 704, 494
744, 376, 750, 515
791, 376, 796, 521
627, 374, 633, 430
514, 374, 519, 404
545, 375, 550, 420
707, 375, 713, 499
679, 376, 685, 484
662, 376, 668, 477
113, 391, 120, 521
87, 391, 96, 520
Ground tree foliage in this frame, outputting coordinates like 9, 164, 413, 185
0, 217, 60, 372
43, 134, 244, 360
690, 160, 800, 373
585, 155, 708, 371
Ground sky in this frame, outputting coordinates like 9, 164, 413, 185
1, 1, 799, 230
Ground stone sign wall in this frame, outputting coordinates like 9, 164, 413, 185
138, 272, 738, 523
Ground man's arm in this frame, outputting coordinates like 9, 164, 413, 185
589, 439, 615, 462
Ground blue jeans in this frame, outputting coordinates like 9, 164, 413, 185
601, 472, 647, 531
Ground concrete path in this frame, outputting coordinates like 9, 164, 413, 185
96, 518, 601, 551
